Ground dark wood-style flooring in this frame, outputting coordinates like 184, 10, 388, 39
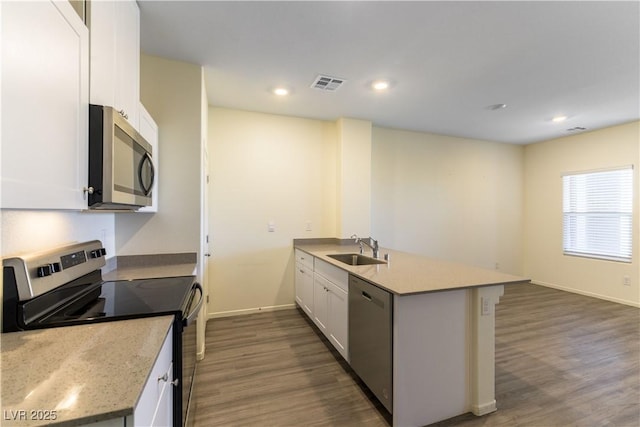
191, 284, 640, 426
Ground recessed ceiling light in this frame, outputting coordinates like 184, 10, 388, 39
273, 87, 289, 96
372, 80, 390, 91
552, 115, 568, 123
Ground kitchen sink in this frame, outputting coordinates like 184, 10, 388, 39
327, 253, 387, 266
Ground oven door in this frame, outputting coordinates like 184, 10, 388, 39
180, 283, 203, 427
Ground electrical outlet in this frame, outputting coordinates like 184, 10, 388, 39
305, 221, 312, 231
494, 262, 500, 270
623, 276, 631, 286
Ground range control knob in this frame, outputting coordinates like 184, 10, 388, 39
37, 262, 63, 277
37, 265, 52, 277
89, 248, 107, 259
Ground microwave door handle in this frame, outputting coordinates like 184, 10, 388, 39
146, 153, 155, 194
138, 152, 155, 196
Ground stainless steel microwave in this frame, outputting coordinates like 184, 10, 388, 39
88, 104, 154, 210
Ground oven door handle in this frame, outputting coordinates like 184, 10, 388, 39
185, 283, 204, 326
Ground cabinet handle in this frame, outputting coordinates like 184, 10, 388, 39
118, 109, 129, 120
158, 373, 180, 387
299, 269, 304, 273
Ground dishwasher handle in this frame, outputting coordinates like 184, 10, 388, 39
361, 291, 372, 301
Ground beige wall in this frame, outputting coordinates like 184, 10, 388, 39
207, 108, 337, 316
336, 118, 372, 238
371, 127, 525, 274
115, 55, 203, 255
524, 121, 639, 306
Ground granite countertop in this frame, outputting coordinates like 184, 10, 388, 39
1, 316, 173, 427
295, 242, 529, 295
102, 252, 197, 281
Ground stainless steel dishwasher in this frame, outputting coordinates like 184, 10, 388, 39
349, 275, 393, 413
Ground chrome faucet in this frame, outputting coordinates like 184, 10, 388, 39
350, 234, 380, 259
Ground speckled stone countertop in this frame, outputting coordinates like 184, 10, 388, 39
102, 252, 197, 281
1, 316, 173, 426
295, 241, 529, 295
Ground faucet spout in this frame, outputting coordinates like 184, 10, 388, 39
351, 234, 379, 258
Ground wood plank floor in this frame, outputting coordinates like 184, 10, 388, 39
191, 284, 639, 426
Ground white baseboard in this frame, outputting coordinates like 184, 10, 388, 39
196, 350, 205, 361
471, 400, 497, 416
532, 280, 640, 308
208, 303, 297, 319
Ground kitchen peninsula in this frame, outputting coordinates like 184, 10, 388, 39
294, 238, 530, 427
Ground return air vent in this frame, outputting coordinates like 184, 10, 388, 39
311, 75, 346, 91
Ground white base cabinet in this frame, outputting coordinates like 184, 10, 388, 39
312, 273, 330, 333
326, 279, 349, 360
294, 250, 349, 362
1, 0, 89, 209
134, 325, 173, 426
313, 258, 349, 361
294, 250, 314, 317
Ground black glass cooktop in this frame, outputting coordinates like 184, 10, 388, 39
34, 276, 196, 326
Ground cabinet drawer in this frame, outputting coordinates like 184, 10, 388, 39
295, 249, 314, 269
315, 258, 349, 292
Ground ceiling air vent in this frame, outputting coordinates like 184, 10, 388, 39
567, 126, 587, 132
311, 75, 346, 91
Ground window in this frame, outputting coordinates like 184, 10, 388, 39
562, 166, 633, 262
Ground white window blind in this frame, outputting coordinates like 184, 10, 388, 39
562, 166, 633, 262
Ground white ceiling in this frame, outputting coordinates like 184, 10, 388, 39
138, 0, 640, 144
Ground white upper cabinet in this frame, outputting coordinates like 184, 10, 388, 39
89, 0, 140, 129
1, 0, 89, 209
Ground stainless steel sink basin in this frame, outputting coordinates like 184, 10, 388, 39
327, 253, 386, 266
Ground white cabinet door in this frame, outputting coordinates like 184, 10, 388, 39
114, 0, 140, 127
1, 0, 88, 209
327, 282, 349, 361
294, 250, 314, 317
313, 274, 330, 334
312, 258, 349, 361
134, 326, 173, 427
137, 103, 159, 213
89, 0, 140, 128
302, 266, 314, 316
294, 264, 304, 307
151, 363, 173, 426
